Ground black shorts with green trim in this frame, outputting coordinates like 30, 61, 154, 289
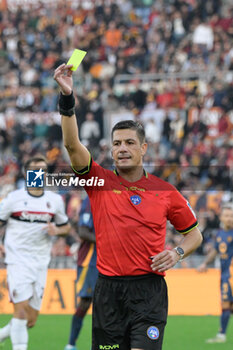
92, 273, 168, 350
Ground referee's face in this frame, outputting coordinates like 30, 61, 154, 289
112, 129, 147, 170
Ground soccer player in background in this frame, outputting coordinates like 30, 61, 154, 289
64, 195, 98, 350
54, 64, 203, 350
0, 156, 70, 350
198, 203, 233, 343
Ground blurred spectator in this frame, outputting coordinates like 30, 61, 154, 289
95, 139, 112, 168
105, 21, 122, 49
144, 118, 160, 144
51, 237, 71, 257
192, 20, 214, 51
80, 112, 101, 141
16, 88, 34, 111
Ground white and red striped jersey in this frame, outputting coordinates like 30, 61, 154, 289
0, 188, 68, 267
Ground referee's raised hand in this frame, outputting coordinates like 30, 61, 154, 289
54, 63, 74, 95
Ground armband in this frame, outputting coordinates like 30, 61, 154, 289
59, 92, 75, 117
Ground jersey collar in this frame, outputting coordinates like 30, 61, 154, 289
113, 168, 148, 179
27, 189, 45, 198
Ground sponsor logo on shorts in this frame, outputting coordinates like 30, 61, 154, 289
147, 326, 160, 340
99, 345, 119, 350
130, 195, 141, 205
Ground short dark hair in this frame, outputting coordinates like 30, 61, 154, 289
24, 155, 48, 172
111, 120, 145, 144
221, 203, 233, 211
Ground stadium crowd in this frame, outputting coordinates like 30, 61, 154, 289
0, 0, 233, 264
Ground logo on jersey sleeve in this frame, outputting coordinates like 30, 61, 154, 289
186, 201, 196, 218
130, 195, 141, 205
147, 326, 160, 340
26, 169, 45, 188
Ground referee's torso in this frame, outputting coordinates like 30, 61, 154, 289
75, 159, 198, 277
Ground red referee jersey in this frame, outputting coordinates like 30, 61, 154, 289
73, 158, 198, 276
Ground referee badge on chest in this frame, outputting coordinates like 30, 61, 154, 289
130, 195, 141, 205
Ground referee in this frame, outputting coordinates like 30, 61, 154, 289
54, 64, 202, 350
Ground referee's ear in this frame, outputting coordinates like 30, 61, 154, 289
141, 142, 147, 156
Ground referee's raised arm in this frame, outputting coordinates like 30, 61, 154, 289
54, 64, 90, 172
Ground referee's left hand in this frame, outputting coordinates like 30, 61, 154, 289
150, 250, 180, 273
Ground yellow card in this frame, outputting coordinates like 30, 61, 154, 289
67, 49, 87, 71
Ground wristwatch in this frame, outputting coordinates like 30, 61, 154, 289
174, 247, 185, 261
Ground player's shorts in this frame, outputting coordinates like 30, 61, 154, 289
7, 263, 47, 310
221, 277, 233, 303
77, 265, 98, 298
92, 273, 168, 350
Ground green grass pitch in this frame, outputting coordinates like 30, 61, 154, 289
1, 314, 233, 349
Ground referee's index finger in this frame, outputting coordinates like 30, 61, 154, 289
54, 63, 66, 72
54, 63, 73, 75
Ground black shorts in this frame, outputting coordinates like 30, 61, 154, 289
92, 273, 168, 350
